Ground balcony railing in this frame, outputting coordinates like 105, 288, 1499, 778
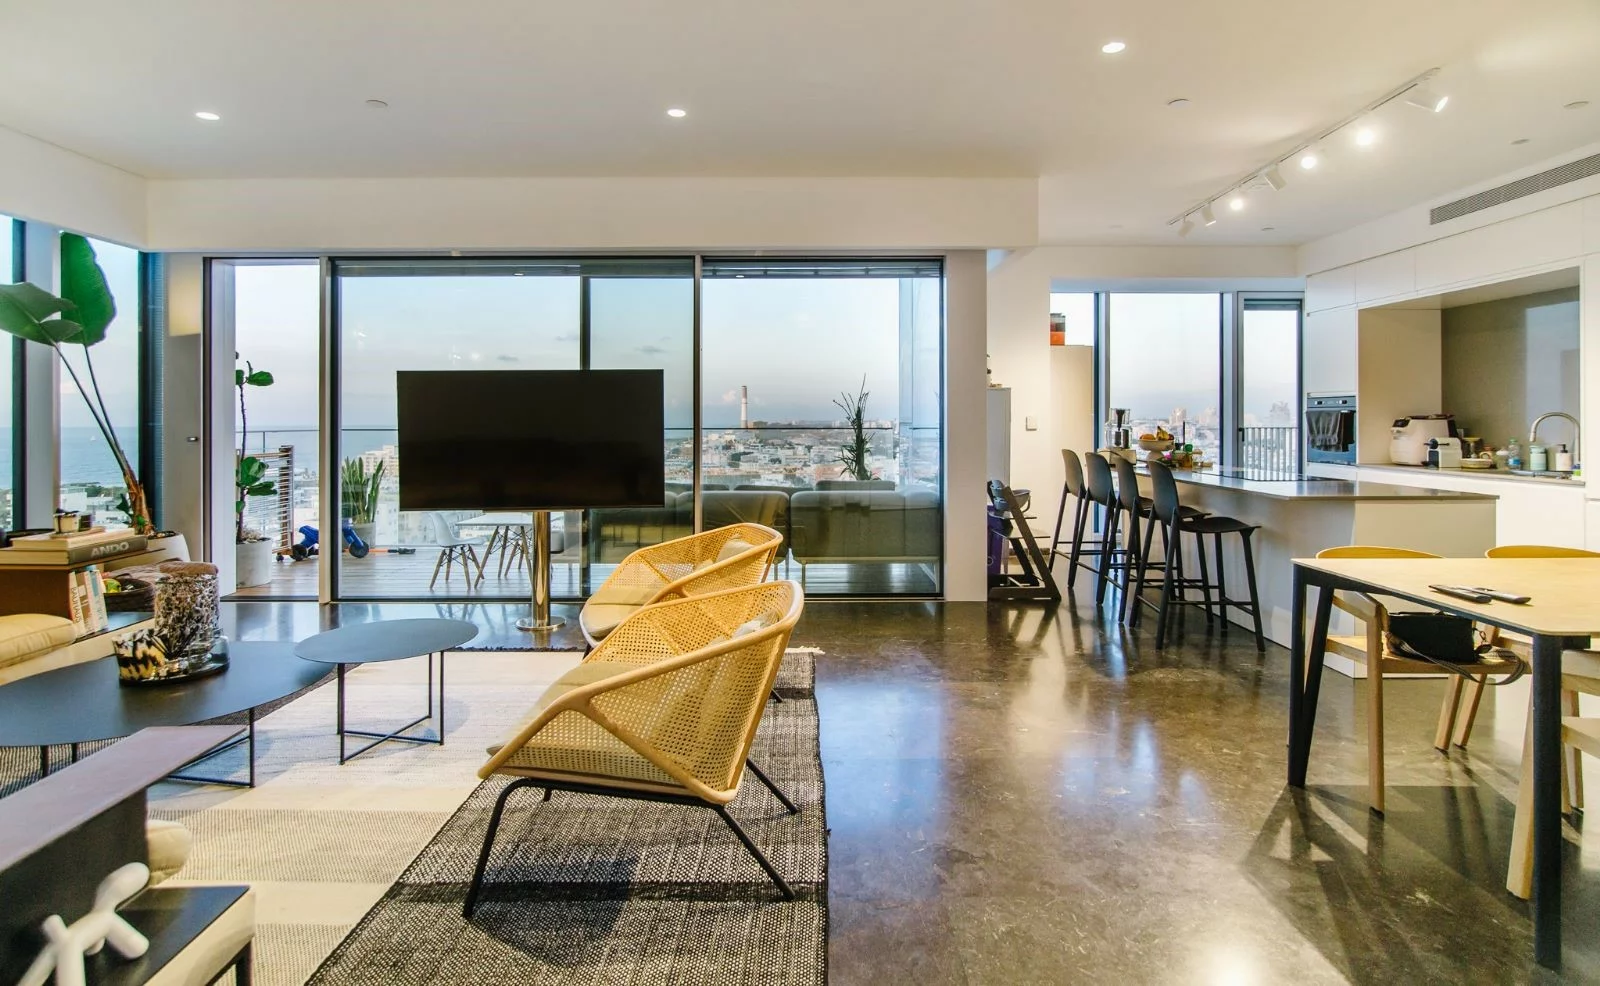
1239, 426, 1299, 475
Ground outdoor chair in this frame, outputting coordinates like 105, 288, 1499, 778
465, 580, 805, 917
578, 522, 782, 646
426, 512, 486, 589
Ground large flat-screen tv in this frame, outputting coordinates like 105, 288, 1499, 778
396, 369, 665, 510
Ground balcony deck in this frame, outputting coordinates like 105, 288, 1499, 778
225, 546, 939, 599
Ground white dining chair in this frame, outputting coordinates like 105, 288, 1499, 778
427, 512, 486, 589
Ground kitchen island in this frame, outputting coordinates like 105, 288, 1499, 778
1131, 465, 1497, 654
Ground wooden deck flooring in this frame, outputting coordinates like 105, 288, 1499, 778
227, 546, 939, 599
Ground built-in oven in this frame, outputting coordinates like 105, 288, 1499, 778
1305, 394, 1357, 464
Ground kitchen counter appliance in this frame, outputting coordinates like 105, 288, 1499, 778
1426, 437, 1463, 468
1390, 414, 1454, 466
1305, 395, 1357, 465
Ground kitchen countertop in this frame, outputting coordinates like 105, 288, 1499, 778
1358, 461, 1585, 488
1157, 467, 1498, 502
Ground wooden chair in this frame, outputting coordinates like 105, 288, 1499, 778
1508, 711, 1600, 898
1470, 546, 1600, 844
465, 581, 804, 916
578, 523, 782, 647
1314, 545, 1523, 813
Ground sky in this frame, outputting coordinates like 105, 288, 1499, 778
234, 264, 939, 434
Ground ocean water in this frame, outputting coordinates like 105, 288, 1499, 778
0, 425, 356, 488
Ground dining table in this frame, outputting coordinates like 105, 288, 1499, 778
458, 511, 534, 577
1288, 555, 1600, 969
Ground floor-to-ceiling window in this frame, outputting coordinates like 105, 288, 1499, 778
1237, 296, 1302, 472
1, 216, 15, 531
1104, 293, 1224, 462
57, 236, 141, 525
700, 259, 944, 595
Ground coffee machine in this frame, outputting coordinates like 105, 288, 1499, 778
1106, 408, 1133, 451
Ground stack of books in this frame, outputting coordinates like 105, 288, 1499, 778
0, 528, 147, 566
67, 564, 111, 635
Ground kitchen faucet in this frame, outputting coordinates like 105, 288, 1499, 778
1529, 411, 1581, 463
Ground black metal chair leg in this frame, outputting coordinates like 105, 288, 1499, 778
1195, 533, 1214, 626
714, 805, 795, 900
1066, 495, 1090, 590
747, 758, 800, 814
1213, 532, 1229, 634
464, 778, 540, 918
1130, 513, 1158, 628
1118, 511, 1140, 625
1155, 527, 1179, 648
1097, 508, 1120, 607
1241, 531, 1267, 652
1049, 480, 1071, 558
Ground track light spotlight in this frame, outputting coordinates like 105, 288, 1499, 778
1178, 217, 1195, 238
1264, 165, 1287, 191
1403, 85, 1448, 112
1201, 203, 1217, 226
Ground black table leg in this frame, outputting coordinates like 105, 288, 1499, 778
1531, 633, 1564, 969
1289, 566, 1307, 783
335, 653, 446, 763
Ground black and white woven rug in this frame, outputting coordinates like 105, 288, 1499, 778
305, 652, 827, 986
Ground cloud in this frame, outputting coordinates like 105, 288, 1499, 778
554, 332, 579, 342
719, 389, 740, 404
636, 344, 666, 356
495, 355, 520, 363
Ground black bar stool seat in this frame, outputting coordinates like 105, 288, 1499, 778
1145, 462, 1266, 652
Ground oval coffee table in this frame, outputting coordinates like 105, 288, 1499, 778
293, 618, 478, 763
0, 640, 330, 787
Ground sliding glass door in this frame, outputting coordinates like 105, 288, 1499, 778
1237, 297, 1302, 472
1, 217, 14, 531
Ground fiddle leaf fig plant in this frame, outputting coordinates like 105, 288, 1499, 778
0, 234, 152, 531
235, 356, 277, 542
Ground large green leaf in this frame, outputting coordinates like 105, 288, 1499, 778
58, 232, 116, 346
244, 370, 274, 387
0, 282, 78, 344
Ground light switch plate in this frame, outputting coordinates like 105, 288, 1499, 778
1024, 415, 1038, 431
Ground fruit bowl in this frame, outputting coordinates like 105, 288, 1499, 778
1137, 437, 1175, 453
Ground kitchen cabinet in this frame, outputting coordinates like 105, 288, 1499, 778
1354, 251, 1416, 304
1302, 307, 1358, 395
1305, 266, 1356, 313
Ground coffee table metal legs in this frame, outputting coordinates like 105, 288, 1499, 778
336, 651, 446, 764
170, 710, 258, 788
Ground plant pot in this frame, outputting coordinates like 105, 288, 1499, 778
145, 531, 191, 563
236, 539, 274, 588
352, 523, 377, 552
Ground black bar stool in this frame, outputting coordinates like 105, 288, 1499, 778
1114, 456, 1210, 627
1146, 462, 1266, 651
1049, 449, 1106, 591
1080, 453, 1125, 607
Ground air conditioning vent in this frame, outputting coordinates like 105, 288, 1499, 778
1430, 153, 1600, 224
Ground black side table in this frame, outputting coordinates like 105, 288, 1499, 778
293, 619, 478, 763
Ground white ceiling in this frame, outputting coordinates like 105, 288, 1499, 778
0, 0, 1597, 246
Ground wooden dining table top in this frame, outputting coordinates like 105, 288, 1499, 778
1294, 556, 1600, 638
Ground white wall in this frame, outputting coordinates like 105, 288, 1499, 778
0, 126, 145, 247
944, 250, 990, 602
986, 245, 1301, 529
145, 177, 1038, 253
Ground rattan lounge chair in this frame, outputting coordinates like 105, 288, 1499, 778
578, 522, 783, 647
465, 579, 805, 916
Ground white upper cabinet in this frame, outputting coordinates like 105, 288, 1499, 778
1354, 251, 1416, 304
1302, 307, 1358, 395
1415, 202, 1585, 291
1305, 266, 1356, 313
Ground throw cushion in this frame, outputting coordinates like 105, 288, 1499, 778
715, 538, 755, 563
146, 818, 193, 885
486, 660, 637, 755
579, 603, 642, 641
588, 581, 660, 607
0, 614, 78, 671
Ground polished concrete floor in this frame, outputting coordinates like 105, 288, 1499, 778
804, 593, 1600, 985
221, 589, 1600, 984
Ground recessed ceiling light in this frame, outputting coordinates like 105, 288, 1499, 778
1201, 203, 1217, 226
1355, 127, 1377, 147
666, 107, 687, 118
1101, 41, 1126, 54
1228, 196, 1245, 211
194, 111, 220, 121
1565, 100, 1591, 110
1299, 152, 1319, 170
1166, 97, 1191, 108
365, 99, 389, 109
1512, 137, 1531, 145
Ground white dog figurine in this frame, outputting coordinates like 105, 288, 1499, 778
16, 862, 150, 986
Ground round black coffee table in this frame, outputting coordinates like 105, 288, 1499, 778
0, 641, 330, 787
293, 618, 478, 763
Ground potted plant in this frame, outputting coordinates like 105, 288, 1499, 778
0, 233, 155, 533
340, 457, 384, 550
235, 357, 276, 587
833, 377, 874, 481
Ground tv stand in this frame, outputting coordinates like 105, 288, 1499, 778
515, 510, 564, 632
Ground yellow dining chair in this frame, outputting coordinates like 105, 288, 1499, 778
1314, 546, 1522, 813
